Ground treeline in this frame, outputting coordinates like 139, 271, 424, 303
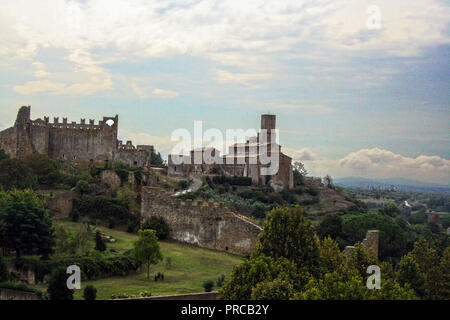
219, 207, 450, 300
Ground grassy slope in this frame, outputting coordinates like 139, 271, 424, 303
42, 220, 243, 300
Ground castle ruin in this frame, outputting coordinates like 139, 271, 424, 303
0, 106, 153, 168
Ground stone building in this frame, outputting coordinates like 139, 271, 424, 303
168, 114, 293, 190
0, 106, 153, 168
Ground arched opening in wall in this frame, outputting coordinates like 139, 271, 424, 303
105, 119, 115, 127
225, 246, 229, 251
134, 161, 138, 166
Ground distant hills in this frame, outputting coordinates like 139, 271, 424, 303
335, 177, 450, 194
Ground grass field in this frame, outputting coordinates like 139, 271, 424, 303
41, 220, 243, 300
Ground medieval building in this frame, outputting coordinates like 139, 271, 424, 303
0, 106, 153, 168
168, 114, 294, 190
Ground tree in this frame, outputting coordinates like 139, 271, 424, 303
0, 198, 54, 258
75, 180, 90, 194
151, 152, 164, 167
293, 162, 308, 186
141, 216, 170, 240
318, 214, 343, 239
0, 158, 37, 190
397, 253, 426, 298
134, 229, 163, 279
378, 203, 401, 217
251, 278, 295, 300
253, 207, 321, 277
0, 254, 8, 282
323, 174, 334, 189
0, 149, 9, 162
83, 285, 97, 300
47, 268, 73, 300
23, 153, 60, 186
95, 231, 106, 252
219, 255, 301, 300
341, 213, 407, 261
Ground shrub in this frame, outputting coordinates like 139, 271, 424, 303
178, 179, 188, 189
75, 180, 90, 194
216, 274, 226, 288
0, 255, 8, 282
305, 186, 319, 196
83, 285, 97, 300
203, 280, 214, 292
212, 175, 251, 186
15, 254, 139, 283
47, 268, 74, 300
141, 216, 170, 240
95, 231, 106, 252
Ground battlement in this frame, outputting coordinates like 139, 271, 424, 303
0, 106, 152, 168
29, 115, 118, 131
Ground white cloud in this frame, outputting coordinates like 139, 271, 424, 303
1, 0, 447, 95
214, 69, 272, 85
131, 83, 149, 99
277, 104, 334, 114
285, 147, 450, 184
152, 88, 179, 99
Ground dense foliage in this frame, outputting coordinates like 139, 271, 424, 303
141, 216, 170, 240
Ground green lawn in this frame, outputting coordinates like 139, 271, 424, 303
45, 220, 243, 300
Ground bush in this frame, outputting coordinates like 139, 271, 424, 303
47, 268, 74, 300
23, 153, 61, 187
178, 179, 188, 189
203, 280, 214, 292
305, 186, 319, 196
15, 253, 140, 283
0, 255, 8, 282
72, 195, 135, 225
0, 158, 37, 190
83, 285, 97, 300
95, 231, 106, 251
212, 175, 252, 186
141, 216, 170, 240
75, 180, 90, 194
216, 274, 226, 287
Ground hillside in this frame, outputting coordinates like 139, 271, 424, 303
335, 177, 450, 194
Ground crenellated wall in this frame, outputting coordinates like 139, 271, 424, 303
141, 187, 262, 255
0, 106, 153, 168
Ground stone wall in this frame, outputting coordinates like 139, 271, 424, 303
344, 230, 379, 259
46, 190, 77, 219
141, 187, 262, 255
0, 288, 41, 300
114, 292, 218, 301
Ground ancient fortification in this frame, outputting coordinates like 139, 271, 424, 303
141, 187, 262, 254
0, 106, 153, 168
168, 114, 294, 191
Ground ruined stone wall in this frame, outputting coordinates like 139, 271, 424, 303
0, 107, 152, 169
47, 117, 118, 166
141, 187, 262, 255
46, 190, 77, 219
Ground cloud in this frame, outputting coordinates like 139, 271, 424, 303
152, 88, 179, 99
131, 83, 149, 99
285, 147, 450, 184
277, 104, 334, 114
214, 69, 272, 85
2, 0, 446, 96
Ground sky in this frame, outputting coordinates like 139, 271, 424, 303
0, 0, 449, 184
